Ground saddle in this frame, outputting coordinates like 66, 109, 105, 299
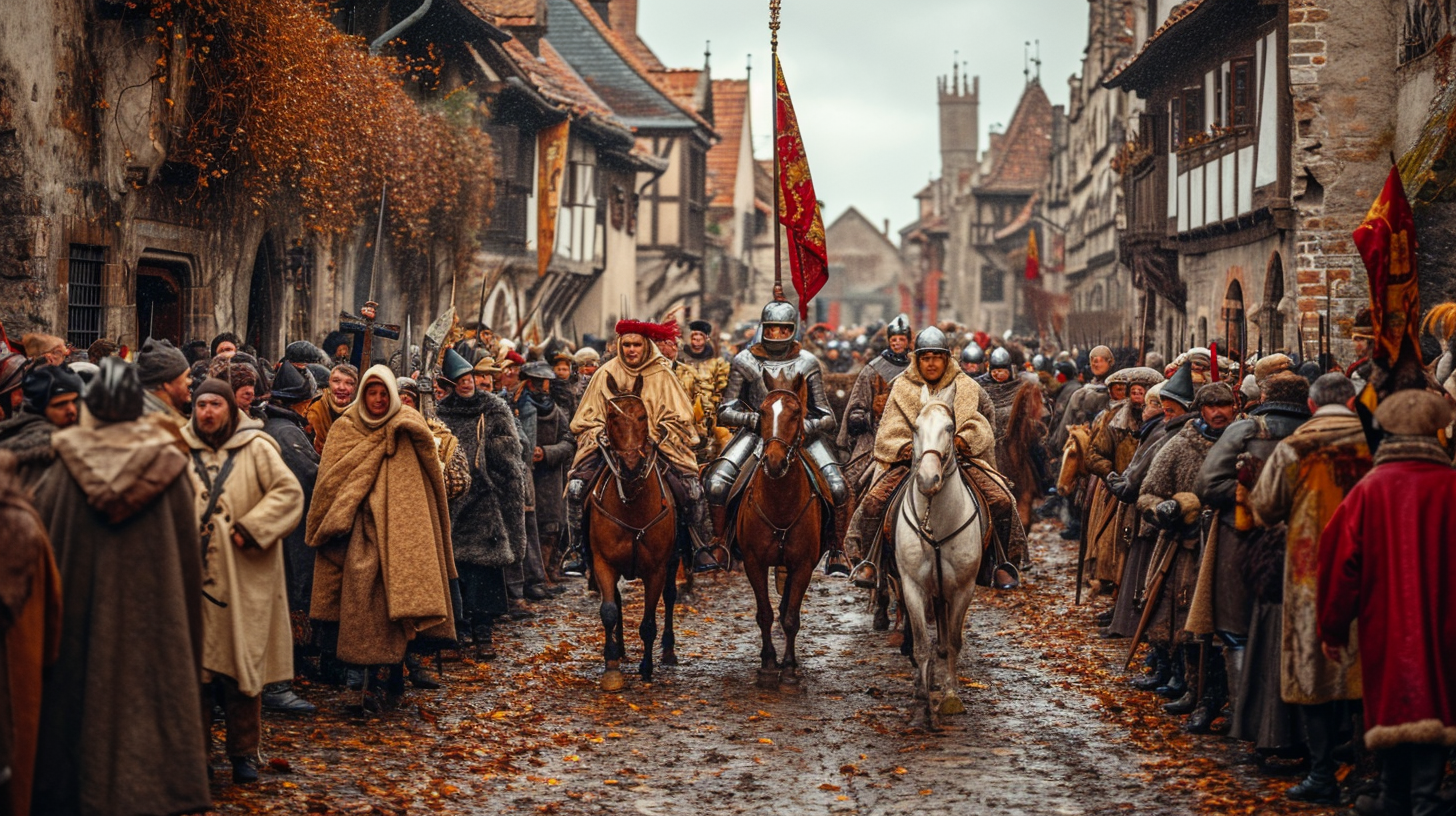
723, 451, 835, 554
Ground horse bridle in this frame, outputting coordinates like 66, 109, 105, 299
759, 389, 804, 479
902, 433, 984, 597
741, 388, 811, 555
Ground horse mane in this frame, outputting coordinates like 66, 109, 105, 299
1004, 381, 1045, 453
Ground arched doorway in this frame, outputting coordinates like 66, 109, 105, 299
1262, 253, 1286, 352
136, 263, 185, 345
1222, 279, 1246, 360
246, 236, 284, 360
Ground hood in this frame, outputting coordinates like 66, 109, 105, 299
181, 412, 274, 452
52, 417, 189, 523
617, 340, 667, 376
345, 364, 403, 430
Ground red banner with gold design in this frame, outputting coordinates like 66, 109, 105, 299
1024, 229, 1040, 281
774, 55, 827, 321
1352, 166, 1422, 365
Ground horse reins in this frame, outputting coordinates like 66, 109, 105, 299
902, 445, 983, 599
591, 431, 672, 577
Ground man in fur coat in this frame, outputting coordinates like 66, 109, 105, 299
844, 327, 1025, 588
1051, 344, 1116, 451
1249, 372, 1369, 805
183, 377, 303, 782
1318, 389, 1456, 816
523, 362, 575, 585
1081, 368, 1133, 593
434, 350, 526, 651
307, 367, 458, 704
31, 358, 211, 815
1135, 372, 1237, 724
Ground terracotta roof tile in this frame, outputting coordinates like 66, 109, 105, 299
1104, 0, 1211, 87
706, 78, 748, 208
459, 0, 539, 24
545, 0, 714, 132
979, 82, 1053, 193
655, 69, 703, 111
501, 37, 625, 127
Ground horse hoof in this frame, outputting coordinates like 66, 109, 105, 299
600, 670, 625, 692
939, 693, 965, 716
661, 651, 679, 667
639, 666, 653, 683
755, 669, 780, 690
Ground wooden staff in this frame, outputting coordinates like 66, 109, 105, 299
770, 0, 784, 302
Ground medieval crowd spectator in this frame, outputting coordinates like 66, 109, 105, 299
31, 358, 211, 814
523, 361, 575, 585
137, 337, 193, 428
306, 362, 359, 454
20, 334, 67, 369
0, 352, 26, 420
0, 366, 82, 486
1318, 389, 1456, 816
182, 377, 304, 782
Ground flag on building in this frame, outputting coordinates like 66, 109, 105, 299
1024, 229, 1040, 281
537, 120, 570, 277
774, 55, 827, 321
1352, 165, 1422, 366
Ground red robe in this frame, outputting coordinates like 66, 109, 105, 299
1318, 453, 1456, 751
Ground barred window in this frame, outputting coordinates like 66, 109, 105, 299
67, 244, 105, 348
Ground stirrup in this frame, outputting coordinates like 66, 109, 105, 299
562, 549, 587, 577
851, 560, 878, 589
692, 545, 724, 574
823, 550, 851, 577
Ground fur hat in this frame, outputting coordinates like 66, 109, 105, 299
224, 362, 257, 393
136, 337, 190, 387
1254, 353, 1294, 382
86, 338, 119, 363
1259, 371, 1310, 406
270, 362, 317, 403
21, 333, 65, 360
1240, 374, 1260, 402
1089, 345, 1114, 361
84, 357, 144, 423
574, 347, 601, 364
1375, 389, 1453, 436
1122, 366, 1165, 389
688, 320, 713, 335
1192, 382, 1237, 410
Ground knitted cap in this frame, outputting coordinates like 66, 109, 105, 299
136, 337, 190, 387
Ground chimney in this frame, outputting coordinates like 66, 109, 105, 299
608, 0, 637, 33
883, 218, 890, 237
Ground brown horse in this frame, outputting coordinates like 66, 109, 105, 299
735, 371, 824, 690
1056, 424, 1092, 497
999, 381, 1047, 531
587, 375, 680, 691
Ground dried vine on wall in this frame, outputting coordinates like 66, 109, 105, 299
150, 0, 494, 248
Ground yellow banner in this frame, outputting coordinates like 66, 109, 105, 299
537, 120, 570, 277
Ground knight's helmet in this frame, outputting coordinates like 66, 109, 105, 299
913, 326, 951, 355
961, 340, 984, 365
988, 346, 1013, 370
759, 300, 799, 358
886, 313, 912, 341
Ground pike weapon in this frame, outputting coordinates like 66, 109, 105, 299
418, 306, 455, 419
1124, 530, 1179, 671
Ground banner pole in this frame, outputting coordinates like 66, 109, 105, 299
770, 0, 784, 302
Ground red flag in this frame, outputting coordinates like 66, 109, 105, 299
775, 55, 827, 321
1352, 166, 1422, 365
1024, 229, 1040, 281
1209, 341, 1219, 383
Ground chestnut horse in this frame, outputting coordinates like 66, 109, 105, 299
587, 375, 679, 691
1056, 425, 1092, 497
999, 381, 1047, 533
735, 371, 824, 690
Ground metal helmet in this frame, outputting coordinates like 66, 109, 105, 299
886, 313, 911, 339
989, 346, 1013, 369
759, 300, 798, 356
914, 326, 951, 355
961, 341, 984, 364
1032, 353, 1049, 373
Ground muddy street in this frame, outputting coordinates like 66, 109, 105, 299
216, 524, 1335, 815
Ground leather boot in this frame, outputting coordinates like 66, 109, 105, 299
1407, 744, 1448, 816
563, 481, 588, 576
231, 755, 259, 784
404, 652, 443, 690
1156, 646, 1189, 698
261, 681, 317, 715
1287, 703, 1341, 804
473, 621, 497, 661
1130, 646, 1170, 691
1183, 652, 1227, 733
1163, 688, 1199, 716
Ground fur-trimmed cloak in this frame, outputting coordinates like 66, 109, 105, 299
875, 363, 995, 469
572, 342, 700, 474
436, 390, 528, 569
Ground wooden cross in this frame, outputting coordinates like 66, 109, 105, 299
339, 300, 400, 370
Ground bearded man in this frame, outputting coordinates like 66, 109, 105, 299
307, 367, 457, 706
844, 327, 1026, 589
183, 378, 303, 782
705, 301, 848, 575
564, 319, 717, 573
31, 358, 210, 814
305, 363, 359, 454
137, 337, 193, 428
837, 314, 911, 517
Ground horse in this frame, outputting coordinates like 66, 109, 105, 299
894, 384, 985, 729
586, 375, 680, 692
999, 381, 1047, 533
1056, 424, 1092, 498
734, 370, 824, 690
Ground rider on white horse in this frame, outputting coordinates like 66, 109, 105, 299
845, 326, 1027, 588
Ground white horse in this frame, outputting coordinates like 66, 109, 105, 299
893, 384, 985, 729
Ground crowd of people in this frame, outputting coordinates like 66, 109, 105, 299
0, 298, 1452, 814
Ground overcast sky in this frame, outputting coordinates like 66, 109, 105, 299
638, 0, 1089, 239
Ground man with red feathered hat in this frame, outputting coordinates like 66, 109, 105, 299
561, 319, 720, 574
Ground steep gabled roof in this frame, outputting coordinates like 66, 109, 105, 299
501, 38, 625, 126
978, 82, 1053, 194
459, 0, 540, 27
827, 206, 898, 253
544, 0, 714, 132
706, 78, 748, 208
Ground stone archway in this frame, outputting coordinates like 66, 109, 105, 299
136, 257, 189, 345
1262, 252, 1286, 352
1222, 279, 1246, 360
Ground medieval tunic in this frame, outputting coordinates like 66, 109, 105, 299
182, 415, 303, 697
1106, 415, 1175, 637
0, 413, 57, 487
307, 372, 457, 665
1137, 418, 1219, 645
1249, 407, 1368, 706
260, 402, 321, 618
837, 351, 907, 494
0, 459, 60, 816
1084, 399, 1135, 585
31, 417, 210, 816
1318, 437, 1456, 751
571, 342, 700, 475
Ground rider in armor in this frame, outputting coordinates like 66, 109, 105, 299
845, 327, 1028, 588
837, 314, 911, 533
703, 299, 851, 575
976, 346, 1023, 441
961, 340, 985, 377
561, 319, 720, 575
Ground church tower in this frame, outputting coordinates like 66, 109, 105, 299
938, 63, 979, 181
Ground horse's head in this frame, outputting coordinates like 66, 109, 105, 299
604, 375, 650, 477
759, 370, 806, 478
913, 384, 957, 497
1057, 425, 1090, 497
